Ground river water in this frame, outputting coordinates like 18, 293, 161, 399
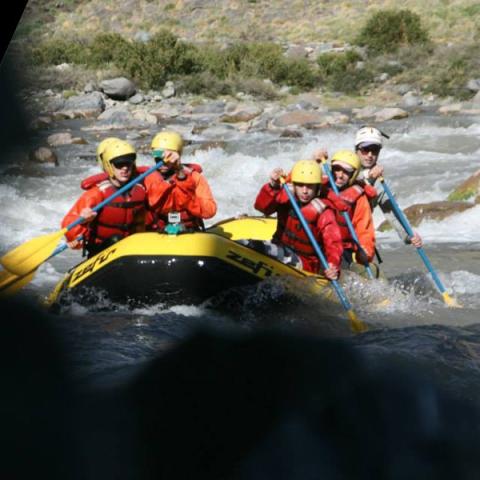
1, 111, 480, 402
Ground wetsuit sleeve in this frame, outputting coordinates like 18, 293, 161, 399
352, 195, 376, 261
377, 188, 411, 243
316, 209, 343, 269
61, 188, 103, 247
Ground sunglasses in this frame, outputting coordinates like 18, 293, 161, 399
332, 165, 354, 176
359, 145, 381, 155
151, 149, 165, 160
112, 159, 134, 169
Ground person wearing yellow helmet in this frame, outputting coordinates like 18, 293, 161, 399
328, 150, 377, 271
253, 160, 343, 279
147, 131, 217, 233
62, 138, 168, 256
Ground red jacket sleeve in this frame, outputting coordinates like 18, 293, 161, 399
254, 183, 290, 215
61, 188, 104, 247
143, 170, 172, 208
316, 208, 343, 269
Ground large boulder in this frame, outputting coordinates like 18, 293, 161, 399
271, 111, 330, 128
53, 92, 105, 119
100, 77, 137, 101
378, 201, 474, 231
447, 169, 480, 201
220, 104, 263, 123
374, 107, 408, 122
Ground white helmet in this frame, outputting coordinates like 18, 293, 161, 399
355, 126, 385, 149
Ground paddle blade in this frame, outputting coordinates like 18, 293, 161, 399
1, 229, 67, 276
347, 309, 368, 333
442, 292, 462, 308
0, 269, 36, 298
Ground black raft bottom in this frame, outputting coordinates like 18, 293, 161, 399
65, 255, 261, 307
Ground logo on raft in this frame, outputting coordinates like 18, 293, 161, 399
226, 249, 274, 277
69, 248, 118, 286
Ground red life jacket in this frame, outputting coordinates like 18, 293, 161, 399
333, 184, 365, 250
86, 179, 146, 246
150, 165, 205, 232
280, 199, 328, 271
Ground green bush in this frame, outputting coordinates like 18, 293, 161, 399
356, 9, 429, 55
317, 50, 373, 93
87, 33, 134, 67
29, 39, 87, 65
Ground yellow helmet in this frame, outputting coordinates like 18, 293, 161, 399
151, 131, 183, 158
101, 140, 136, 178
331, 150, 361, 185
96, 137, 121, 167
291, 160, 322, 184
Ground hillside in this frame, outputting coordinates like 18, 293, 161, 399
10, 0, 480, 104
17, 0, 480, 46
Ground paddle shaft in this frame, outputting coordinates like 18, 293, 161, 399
282, 184, 355, 313
380, 178, 449, 296
322, 163, 374, 279
66, 161, 164, 232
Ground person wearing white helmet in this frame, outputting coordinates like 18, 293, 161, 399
354, 125, 423, 249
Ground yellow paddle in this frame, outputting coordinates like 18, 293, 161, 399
1, 229, 68, 277
0, 269, 36, 298
0, 160, 165, 277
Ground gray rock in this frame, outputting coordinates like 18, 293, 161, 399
395, 84, 412, 96
100, 77, 137, 100
272, 111, 329, 128
84, 81, 97, 93
55, 63, 71, 71
220, 103, 263, 123
128, 93, 145, 105
280, 129, 303, 138
374, 107, 408, 122
400, 92, 423, 109
132, 110, 158, 125
47, 132, 74, 146
29, 147, 58, 165
438, 103, 463, 114
466, 79, 480, 92
84, 106, 149, 130
134, 31, 151, 43
375, 73, 390, 82
161, 82, 176, 99
192, 100, 227, 114
352, 106, 378, 120
54, 92, 105, 119
30, 116, 53, 130
285, 45, 308, 59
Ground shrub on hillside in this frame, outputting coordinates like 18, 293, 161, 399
87, 33, 134, 67
356, 9, 429, 55
29, 39, 87, 65
317, 50, 373, 93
